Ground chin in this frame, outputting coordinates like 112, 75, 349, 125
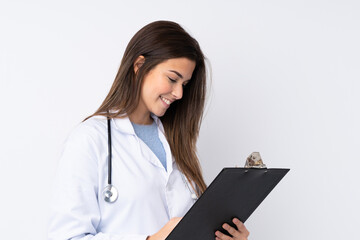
151, 110, 166, 117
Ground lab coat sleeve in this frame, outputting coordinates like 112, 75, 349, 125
48, 124, 149, 240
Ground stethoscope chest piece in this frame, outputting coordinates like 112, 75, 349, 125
103, 184, 118, 203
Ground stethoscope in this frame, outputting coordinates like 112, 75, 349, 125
102, 117, 198, 203
102, 117, 119, 203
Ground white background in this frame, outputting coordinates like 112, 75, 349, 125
1, 0, 359, 239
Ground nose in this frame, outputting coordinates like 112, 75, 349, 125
172, 83, 183, 100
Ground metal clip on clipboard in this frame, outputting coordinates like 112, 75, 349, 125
244, 152, 267, 171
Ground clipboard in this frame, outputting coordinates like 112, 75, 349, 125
166, 167, 290, 240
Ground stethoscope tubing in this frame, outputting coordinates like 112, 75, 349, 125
102, 117, 118, 203
107, 117, 112, 185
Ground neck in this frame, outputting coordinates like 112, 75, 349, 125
128, 111, 153, 125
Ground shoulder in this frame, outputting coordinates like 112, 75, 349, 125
64, 116, 108, 152
71, 115, 107, 137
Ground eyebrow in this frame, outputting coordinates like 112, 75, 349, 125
169, 70, 183, 79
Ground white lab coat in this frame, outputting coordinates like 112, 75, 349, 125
48, 115, 197, 240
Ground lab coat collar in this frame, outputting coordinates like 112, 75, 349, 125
112, 114, 163, 135
112, 116, 136, 135
112, 113, 175, 167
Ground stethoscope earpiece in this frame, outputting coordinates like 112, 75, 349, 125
103, 184, 118, 203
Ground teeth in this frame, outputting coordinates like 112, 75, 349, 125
161, 96, 171, 105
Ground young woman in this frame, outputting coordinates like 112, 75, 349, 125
48, 20, 249, 240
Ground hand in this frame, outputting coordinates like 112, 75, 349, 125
147, 217, 182, 240
215, 218, 250, 240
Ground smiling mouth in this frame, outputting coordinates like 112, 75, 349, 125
160, 96, 172, 105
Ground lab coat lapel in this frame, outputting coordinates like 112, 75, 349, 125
112, 115, 174, 176
153, 115, 174, 176
137, 138, 166, 170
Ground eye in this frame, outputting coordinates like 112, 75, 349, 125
168, 77, 177, 83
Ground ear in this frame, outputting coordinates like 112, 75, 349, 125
133, 55, 145, 74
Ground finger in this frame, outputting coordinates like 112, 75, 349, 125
222, 223, 240, 238
232, 218, 250, 237
215, 230, 232, 240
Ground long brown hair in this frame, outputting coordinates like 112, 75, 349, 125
84, 20, 207, 195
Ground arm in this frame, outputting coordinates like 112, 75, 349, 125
146, 217, 182, 240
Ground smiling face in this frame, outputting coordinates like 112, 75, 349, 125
130, 57, 196, 124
